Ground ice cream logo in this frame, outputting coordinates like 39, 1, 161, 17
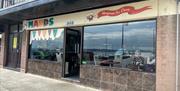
87, 13, 95, 21
97, 6, 152, 18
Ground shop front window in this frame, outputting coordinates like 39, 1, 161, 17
83, 20, 156, 73
29, 28, 64, 61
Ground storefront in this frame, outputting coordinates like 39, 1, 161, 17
19, 0, 178, 91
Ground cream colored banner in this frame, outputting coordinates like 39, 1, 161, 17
24, 0, 157, 30
158, 0, 177, 16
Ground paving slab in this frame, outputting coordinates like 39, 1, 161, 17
0, 68, 100, 91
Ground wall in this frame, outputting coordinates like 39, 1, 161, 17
156, 0, 178, 91
156, 15, 177, 91
80, 65, 155, 91
0, 25, 8, 68
27, 60, 62, 79
20, 30, 29, 72
179, 37, 180, 90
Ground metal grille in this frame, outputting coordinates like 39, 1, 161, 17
1, 0, 32, 8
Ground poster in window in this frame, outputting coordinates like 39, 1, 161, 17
13, 37, 17, 49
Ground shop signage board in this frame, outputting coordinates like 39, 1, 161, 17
23, 0, 157, 30
27, 18, 54, 28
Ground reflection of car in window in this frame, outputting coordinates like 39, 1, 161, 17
114, 48, 129, 62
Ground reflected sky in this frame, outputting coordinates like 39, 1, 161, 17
84, 20, 156, 51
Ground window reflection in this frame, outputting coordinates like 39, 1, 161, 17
29, 29, 64, 62
83, 24, 123, 65
83, 20, 156, 73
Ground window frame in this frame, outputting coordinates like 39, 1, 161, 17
82, 19, 157, 73
28, 29, 65, 62
27, 19, 157, 72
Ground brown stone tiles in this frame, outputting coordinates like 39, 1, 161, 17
80, 65, 156, 91
27, 60, 61, 79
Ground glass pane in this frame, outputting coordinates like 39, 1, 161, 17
10, 25, 18, 33
123, 20, 156, 72
83, 20, 156, 73
19, 24, 23, 32
29, 28, 64, 61
83, 23, 123, 65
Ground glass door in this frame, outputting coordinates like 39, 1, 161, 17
6, 24, 22, 69
63, 27, 82, 79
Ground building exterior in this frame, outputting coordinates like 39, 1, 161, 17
0, 0, 179, 91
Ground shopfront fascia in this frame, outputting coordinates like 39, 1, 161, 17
23, 0, 157, 30
23, 0, 158, 91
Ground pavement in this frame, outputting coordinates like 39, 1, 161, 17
0, 68, 99, 91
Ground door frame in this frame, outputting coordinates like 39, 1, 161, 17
6, 24, 22, 69
62, 27, 84, 78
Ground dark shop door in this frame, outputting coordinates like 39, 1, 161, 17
63, 27, 82, 79
6, 25, 22, 69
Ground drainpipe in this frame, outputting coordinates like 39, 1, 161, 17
176, 0, 179, 91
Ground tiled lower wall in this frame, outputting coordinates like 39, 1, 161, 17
80, 65, 156, 91
27, 60, 62, 79
27, 61, 155, 91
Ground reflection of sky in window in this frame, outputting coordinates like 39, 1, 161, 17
84, 23, 123, 50
84, 20, 156, 52
124, 20, 156, 52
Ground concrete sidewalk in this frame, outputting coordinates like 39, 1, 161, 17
0, 68, 99, 91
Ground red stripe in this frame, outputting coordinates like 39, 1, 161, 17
97, 6, 152, 18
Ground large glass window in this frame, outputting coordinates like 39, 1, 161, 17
29, 28, 64, 61
83, 20, 156, 73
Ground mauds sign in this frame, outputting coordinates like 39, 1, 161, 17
27, 18, 54, 28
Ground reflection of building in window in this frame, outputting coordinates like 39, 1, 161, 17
83, 20, 156, 73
